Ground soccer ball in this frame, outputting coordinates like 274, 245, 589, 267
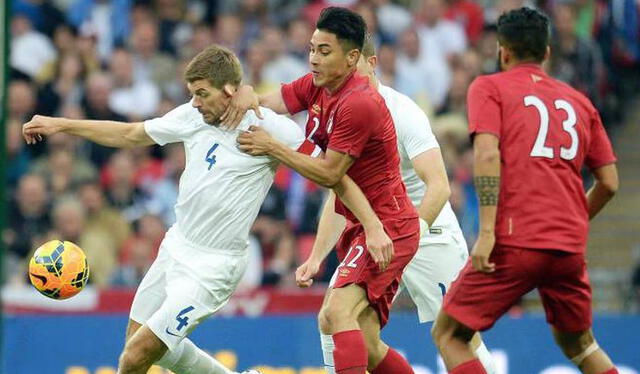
28, 240, 90, 300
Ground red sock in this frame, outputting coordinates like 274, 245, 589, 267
370, 348, 414, 374
450, 358, 487, 374
600, 369, 619, 374
332, 330, 367, 374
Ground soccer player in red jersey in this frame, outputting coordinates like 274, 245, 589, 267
431, 7, 620, 374
229, 7, 421, 374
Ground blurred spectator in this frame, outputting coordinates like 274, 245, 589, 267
375, 43, 397, 88
8, 80, 37, 125
416, 0, 468, 62
6, 120, 32, 189
130, 20, 176, 89
48, 196, 117, 287
549, 2, 604, 109
244, 40, 279, 92
371, 0, 412, 42
37, 53, 87, 115
10, 14, 57, 79
261, 26, 307, 84
153, 0, 190, 56
396, 27, 449, 112
67, 0, 132, 61
355, 2, 390, 46
444, 0, 485, 45
252, 185, 296, 286
476, 24, 499, 74
12, 0, 66, 35
4, 174, 51, 261
180, 23, 214, 59
437, 66, 472, 116
102, 150, 148, 219
214, 14, 244, 54
110, 236, 155, 286
286, 18, 312, 62
108, 48, 161, 120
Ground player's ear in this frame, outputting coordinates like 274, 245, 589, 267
368, 55, 377, 70
347, 49, 360, 67
222, 84, 236, 97
543, 45, 551, 61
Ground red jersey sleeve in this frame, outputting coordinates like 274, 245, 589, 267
327, 96, 375, 158
585, 110, 617, 169
281, 73, 315, 115
467, 76, 502, 139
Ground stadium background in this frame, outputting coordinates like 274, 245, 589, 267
2, 0, 639, 373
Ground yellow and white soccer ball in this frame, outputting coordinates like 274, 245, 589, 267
28, 240, 90, 300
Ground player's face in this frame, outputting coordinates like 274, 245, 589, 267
187, 79, 233, 126
309, 30, 360, 91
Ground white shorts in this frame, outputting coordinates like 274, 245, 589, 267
399, 228, 469, 323
130, 230, 248, 350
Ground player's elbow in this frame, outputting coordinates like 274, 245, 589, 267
600, 176, 619, 197
474, 147, 500, 165
594, 164, 619, 197
319, 174, 342, 188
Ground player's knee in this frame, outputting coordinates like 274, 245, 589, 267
318, 307, 332, 334
324, 300, 356, 329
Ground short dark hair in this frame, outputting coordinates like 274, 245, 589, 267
316, 7, 366, 52
497, 7, 550, 63
362, 33, 375, 58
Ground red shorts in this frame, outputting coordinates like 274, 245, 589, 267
333, 218, 420, 328
443, 245, 592, 332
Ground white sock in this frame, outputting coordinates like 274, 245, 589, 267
475, 341, 497, 374
156, 338, 233, 374
320, 334, 336, 374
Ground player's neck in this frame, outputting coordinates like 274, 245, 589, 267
325, 69, 356, 94
504, 60, 542, 71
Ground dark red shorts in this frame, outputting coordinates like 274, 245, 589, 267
333, 218, 420, 328
443, 245, 592, 332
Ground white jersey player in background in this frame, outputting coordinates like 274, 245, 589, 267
22, 45, 394, 374
295, 37, 497, 373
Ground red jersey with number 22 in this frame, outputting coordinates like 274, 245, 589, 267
467, 64, 616, 253
282, 72, 417, 225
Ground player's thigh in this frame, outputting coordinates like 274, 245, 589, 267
400, 232, 468, 323
539, 252, 592, 333
442, 246, 539, 331
147, 252, 248, 351
130, 244, 173, 325
325, 283, 371, 322
125, 319, 143, 343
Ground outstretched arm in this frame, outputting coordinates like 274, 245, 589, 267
23, 115, 155, 148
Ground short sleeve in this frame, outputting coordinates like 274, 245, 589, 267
257, 108, 322, 157
585, 110, 617, 169
144, 103, 196, 146
396, 96, 440, 160
281, 73, 315, 115
467, 76, 502, 139
327, 96, 375, 158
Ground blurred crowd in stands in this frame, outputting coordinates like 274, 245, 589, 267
5, 0, 640, 292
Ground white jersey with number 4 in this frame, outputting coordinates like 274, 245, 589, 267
144, 104, 318, 260
378, 84, 461, 243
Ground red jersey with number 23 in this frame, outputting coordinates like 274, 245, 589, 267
281, 72, 418, 225
467, 64, 616, 253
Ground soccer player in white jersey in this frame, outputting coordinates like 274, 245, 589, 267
22, 45, 394, 374
294, 37, 497, 373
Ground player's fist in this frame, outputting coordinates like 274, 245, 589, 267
22, 115, 64, 144
237, 125, 276, 156
470, 232, 496, 273
365, 226, 394, 272
295, 259, 320, 288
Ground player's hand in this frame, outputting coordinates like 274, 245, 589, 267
365, 226, 394, 272
22, 115, 63, 144
295, 259, 321, 288
470, 232, 496, 273
220, 85, 263, 129
237, 125, 275, 156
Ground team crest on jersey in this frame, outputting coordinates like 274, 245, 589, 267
339, 268, 350, 277
311, 104, 321, 115
531, 74, 543, 83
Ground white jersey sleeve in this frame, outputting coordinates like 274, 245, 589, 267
242, 107, 322, 156
395, 93, 440, 159
144, 103, 199, 146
